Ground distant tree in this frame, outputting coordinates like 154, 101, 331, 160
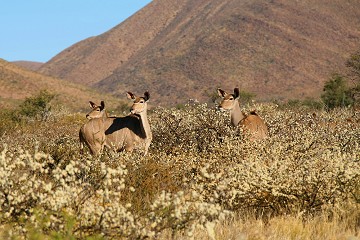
321, 74, 352, 109
19, 90, 55, 121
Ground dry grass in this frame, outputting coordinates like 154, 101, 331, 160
161, 204, 360, 240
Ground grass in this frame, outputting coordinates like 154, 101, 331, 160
161, 206, 360, 239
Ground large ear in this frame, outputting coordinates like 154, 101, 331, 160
217, 88, 227, 97
100, 101, 105, 110
143, 91, 150, 101
126, 91, 136, 100
89, 101, 97, 109
233, 88, 240, 99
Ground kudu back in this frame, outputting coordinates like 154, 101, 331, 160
217, 87, 269, 140
79, 91, 152, 155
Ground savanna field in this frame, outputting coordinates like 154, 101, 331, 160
0, 100, 359, 239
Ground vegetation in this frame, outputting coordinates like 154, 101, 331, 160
18, 89, 55, 120
321, 74, 352, 109
279, 98, 323, 110
0, 90, 57, 136
0, 100, 359, 239
1, 50, 360, 239
321, 49, 360, 110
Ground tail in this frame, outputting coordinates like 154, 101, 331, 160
79, 129, 84, 154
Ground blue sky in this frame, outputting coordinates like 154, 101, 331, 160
0, 0, 152, 63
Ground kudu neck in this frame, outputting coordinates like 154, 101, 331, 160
137, 110, 152, 140
230, 101, 246, 127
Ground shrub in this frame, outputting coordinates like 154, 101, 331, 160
321, 74, 353, 109
0, 103, 359, 239
18, 90, 55, 121
150, 103, 234, 154
0, 108, 22, 135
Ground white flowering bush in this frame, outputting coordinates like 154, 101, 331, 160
0, 103, 359, 239
182, 105, 359, 215
0, 146, 227, 239
150, 103, 235, 154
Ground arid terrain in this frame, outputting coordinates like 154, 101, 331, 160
37, 0, 360, 105
12, 60, 43, 71
0, 1, 359, 238
0, 59, 120, 111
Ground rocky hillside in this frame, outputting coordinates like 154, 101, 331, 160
39, 0, 360, 105
0, 59, 120, 111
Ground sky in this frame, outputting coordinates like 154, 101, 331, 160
0, 0, 152, 63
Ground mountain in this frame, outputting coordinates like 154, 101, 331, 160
12, 61, 43, 71
0, 59, 120, 111
39, 0, 360, 105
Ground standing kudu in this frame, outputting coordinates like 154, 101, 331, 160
217, 87, 269, 140
103, 91, 152, 155
79, 101, 107, 155
79, 91, 152, 156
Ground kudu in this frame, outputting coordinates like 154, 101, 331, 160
217, 87, 269, 140
79, 92, 152, 155
79, 101, 107, 155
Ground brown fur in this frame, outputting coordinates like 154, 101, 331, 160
217, 87, 269, 140
79, 92, 152, 155
79, 101, 107, 154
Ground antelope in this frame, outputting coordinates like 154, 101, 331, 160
79, 91, 152, 156
79, 101, 107, 155
217, 87, 269, 140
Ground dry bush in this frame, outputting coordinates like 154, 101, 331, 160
0, 103, 359, 239
150, 103, 235, 154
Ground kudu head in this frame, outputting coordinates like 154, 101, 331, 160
217, 88, 240, 111
126, 91, 150, 115
85, 101, 106, 119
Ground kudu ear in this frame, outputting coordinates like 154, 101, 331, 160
143, 91, 150, 101
100, 101, 105, 110
217, 88, 227, 98
233, 88, 240, 99
126, 92, 136, 100
89, 101, 97, 109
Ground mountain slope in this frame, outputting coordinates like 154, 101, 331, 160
12, 61, 43, 71
0, 59, 119, 111
39, 0, 360, 105
39, 0, 180, 86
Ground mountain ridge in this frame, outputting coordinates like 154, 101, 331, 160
0, 59, 120, 111
12, 61, 43, 71
39, 0, 360, 105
